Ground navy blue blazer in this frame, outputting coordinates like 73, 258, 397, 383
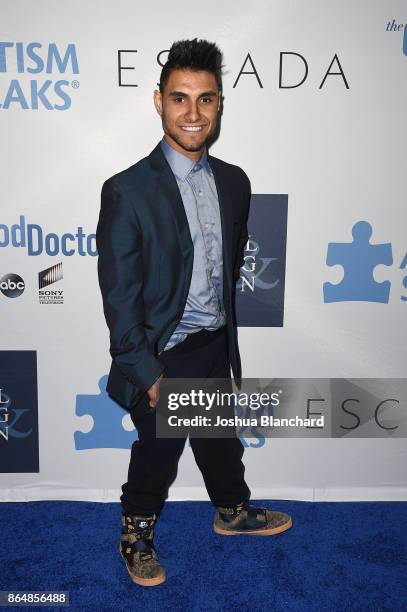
96, 142, 251, 410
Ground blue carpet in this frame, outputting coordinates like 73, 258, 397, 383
1, 500, 406, 611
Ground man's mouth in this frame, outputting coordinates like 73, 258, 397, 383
180, 125, 206, 132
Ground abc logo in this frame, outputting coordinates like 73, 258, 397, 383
0, 273, 25, 298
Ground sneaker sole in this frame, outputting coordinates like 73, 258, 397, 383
213, 516, 292, 536
119, 548, 166, 586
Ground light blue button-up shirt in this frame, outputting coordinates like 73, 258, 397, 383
160, 137, 226, 351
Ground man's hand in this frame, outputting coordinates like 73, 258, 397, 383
147, 373, 164, 409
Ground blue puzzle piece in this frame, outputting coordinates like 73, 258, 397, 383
323, 221, 392, 303
74, 375, 138, 450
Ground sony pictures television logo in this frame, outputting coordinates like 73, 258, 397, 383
0, 273, 25, 298
38, 262, 63, 304
235, 195, 288, 327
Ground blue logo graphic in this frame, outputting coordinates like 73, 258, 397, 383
0, 215, 96, 256
0, 42, 79, 110
75, 375, 138, 450
235, 194, 288, 326
404, 25, 407, 55
323, 221, 393, 303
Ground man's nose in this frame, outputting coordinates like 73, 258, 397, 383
184, 100, 200, 122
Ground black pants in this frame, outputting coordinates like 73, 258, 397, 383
120, 326, 251, 516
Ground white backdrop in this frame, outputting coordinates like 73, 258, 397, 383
1, 0, 407, 501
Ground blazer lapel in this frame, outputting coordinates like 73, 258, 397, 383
148, 143, 194, 268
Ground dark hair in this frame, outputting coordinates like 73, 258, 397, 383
159, 38, 223, 94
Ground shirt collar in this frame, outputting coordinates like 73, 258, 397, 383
160, 136, 212, 181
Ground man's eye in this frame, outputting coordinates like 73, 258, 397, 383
201, 97, 212, 103
174, 97, 184, 103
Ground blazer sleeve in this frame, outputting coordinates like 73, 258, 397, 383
96, 177, 164, 392
233, 171, 251, 283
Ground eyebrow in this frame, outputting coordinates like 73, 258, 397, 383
168, 90, 218, 98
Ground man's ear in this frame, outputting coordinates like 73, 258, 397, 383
153, 89, 163, 116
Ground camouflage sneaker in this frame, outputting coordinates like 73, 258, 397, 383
214, 501, 292, 536
120, 513, 166, 586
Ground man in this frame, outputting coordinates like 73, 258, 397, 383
96, 38, 292, 587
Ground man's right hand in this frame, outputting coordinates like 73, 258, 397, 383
147, 373, 164, 409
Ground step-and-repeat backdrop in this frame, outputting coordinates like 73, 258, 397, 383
1, 0, 406, 502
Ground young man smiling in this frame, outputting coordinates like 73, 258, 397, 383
96, 38, 292, 587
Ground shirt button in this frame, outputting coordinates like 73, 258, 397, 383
199, 191, 203, 196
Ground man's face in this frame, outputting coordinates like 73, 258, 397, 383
154, 68, 221, 159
